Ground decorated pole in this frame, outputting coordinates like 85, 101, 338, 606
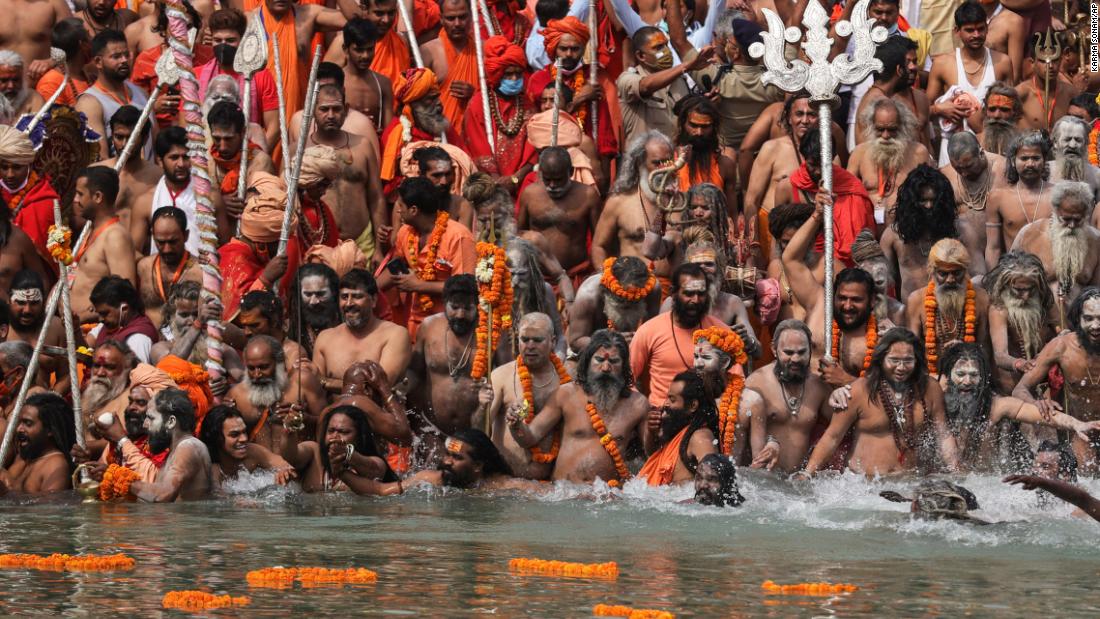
25, 48, 69, 133
550, 58, 562, 147
397, 0, 425, 68
233, 14, 270, 234
469, 0, 495, 153
116, 49, 182, 172
278, 46, 324, 257
748, 0, 885, 357
50, 201, 85, 454
165, 0, 225, 381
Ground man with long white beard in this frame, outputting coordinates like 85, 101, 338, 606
905, 238, 991, 378
742, 320, 835, 474
1011, 181, 1100, 308
985, 251, 1058, 394
568, 256, 662, 353
1049, 116, 1100, 205
974, 83, 1021, 156
847, 97, 933, 227
148, 280, 244, 387
849, 230, 906, 326
0, 50, 43, 123
82, 341, 141, 457
227, 335, 326, 456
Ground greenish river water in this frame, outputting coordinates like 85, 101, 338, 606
1, 470, 1098, 617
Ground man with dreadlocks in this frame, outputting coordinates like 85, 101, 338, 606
288, 263, 341, 360
800, 328, 960, 477
938, 342, 1100, 472
149, 281, 244, 384
880, 165, 960, 300
568, 256, 662, 353
506, 239, 565, 358
850, 230, 907, 327
0, 393, 75, 496
673, 95, 737, 212
1049, 117, 1100, 203
984, 131, 1054, 269
848, 98, 933, 228
639, 371, 719, 486
1014, 287, 1100, 472
644, 184, 735, 281
985, 251, 1058, 394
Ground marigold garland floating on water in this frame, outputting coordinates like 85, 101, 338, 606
161, 590, 251, 610
761, 580, 859, 595
98, 464, 140, 501
593, 603, 675, 618
0, 553, 135, 572
245, 566, 378, 589
508, 558, 618, 579
471, 241, 514, 380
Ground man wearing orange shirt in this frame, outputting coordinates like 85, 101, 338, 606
36, 18, 91, 107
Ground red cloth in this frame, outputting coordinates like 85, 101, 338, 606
132, 44, 214, 126
482, 36, 526, 87
8, 174, 60, 268
788, 163, 876, 268
197, 59, 279, 120
484, 0, 531, 45
94, 315, 160, 348
542, 16, 589, 57
217, 237, 302, 319
106, 435, 169, 469
526, 66, 617, 156
299, 195, 339, 248
639, 427, 689, 486
463, 92, 529, 177
379, 118, 467, 189
413, 0, 441, 35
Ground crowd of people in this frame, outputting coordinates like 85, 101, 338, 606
0, 0, 1096, 515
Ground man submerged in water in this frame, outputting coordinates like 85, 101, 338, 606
692, 453, 744, 507
408, 430, 541, 492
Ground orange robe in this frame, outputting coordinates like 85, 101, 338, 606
439, 34, 478, 130
678, 158, 723, 190
371, 29, 412, 89
247, 0, 325, 51
391, 219, 477, 338
638, 428, 689, 486
260, 5, 305, 130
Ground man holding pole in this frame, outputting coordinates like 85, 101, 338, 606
462, 35, 530, 187
420, 0, 478, 130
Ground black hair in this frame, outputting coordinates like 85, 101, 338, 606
10, 269, 45, 294
631, 25, 664, 52
317, 61, 345, 87
339, 268, 378, 296
606, 256, 651, 289
154, 126, 189, 159
90, 29, 127, 57
671, 370, 719, 475
892, 164, 958, 245
865, 327, 929, 423
25, 392, 76, 471
89, 275, 143, 312
413, 146, 452, 174
443, 274, 478, 304
697, 453, 743, 507
954, 0, 986, 27
872, 35, 917, 82
318, 405, 397, 481
575, 329, 634, 396
1036, 439, 1078, 481
206, 100, 246, 133
538, 146, 572, 173
399, 176, 441, 214
1069, 93, 1100, 120
779, 92, 811, 133
239, 290, 283, 325
535, 0, 569, 26
151, 205, 189, 233
671, 261, 709, 293
199, 404, 244, 465
1067, 287, 1100, 332
767, 202, 814, 240
52, 17, 89, 58
109, 104, 152, 147
834, 267, 877, 301
343, 17, 380, 47
0, 299, 8, 329
288, 263, 340, 355
798, 129, 833, 165
77, 166, 120, 206
208, 7, 247, 34
156, 387, 197, 434
452, 428, 513, 477
938, 342, 994, 459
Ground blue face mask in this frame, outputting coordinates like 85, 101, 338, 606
498, 77, 524, 97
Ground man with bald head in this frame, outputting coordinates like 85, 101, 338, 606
940, 132, 1007, 281
518, 146, 601, 289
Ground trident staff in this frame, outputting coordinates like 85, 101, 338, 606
749, 0, 885, 356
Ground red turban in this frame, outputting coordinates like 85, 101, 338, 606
483, 35, 526, 87
394, 67, 441, 105
543, 16, 590, 58
155, 354, 214, 435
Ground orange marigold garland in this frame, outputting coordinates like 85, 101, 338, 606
0, 553, 135, 572
761, 580, 859, 595
600, 257, 657, 302
923, 280, 976, 373
831, 313, 877, 377
98, 464, 140, 501
593, 604, 675, 619
549, 65, 588, 127
406, 211, 450, 313
46, 224, 73, 266
6, 170, 41, 214
693, 327, 749, 454
1089, 119, 1100, 167
516, 353, 571, 463
471, 242, 514, 380
161, 591, 251, 610
508, 558, 618, 579
246, 566, 378, 589
586, 402, 630, 487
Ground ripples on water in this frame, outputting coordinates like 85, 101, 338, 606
1, 470, 1098, 617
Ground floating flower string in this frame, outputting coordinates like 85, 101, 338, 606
593, 604, 676, 618
693, 327, 748, 454
46, 224, 73, 266
1090, 119, 1100, 167
761, 580, 859, 595
471, 241, 514, 380
246, 566, 378, 589
586, 402, 630, 487
98, 464, 140, 501
831, 313, 877, 377
923, 280, 976, 373
516, 353, 571, 463
161, 591, 251, 610
406, 211, 450, 313
0, 553, 135, 572
508, 558, 618, 579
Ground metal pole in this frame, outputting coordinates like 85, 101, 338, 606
819, 102, 835, 358
270, 34, 293, 174
478, 0, 497, 37
550, 58, 562, 147
278, 46, 323, 257
235, 75, 252, 236
588, 0, 598, 142
397, 0, 425, 68
51, 202, 85, 452
115, 84, 162, 172
469, 0, 495, 153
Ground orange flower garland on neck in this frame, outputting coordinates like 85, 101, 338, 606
98, 464, 140, 501
471, 242, 514, 380
516, 353, 571, 463
549, 65, 589, 128
923, 279, 976, 372
601, 257, 657, 302
1089, 120, 1100, 167
406, 211, 450, 313
693, 327, 748, 454
831, 313, 877, 377
586, 402, 630, 487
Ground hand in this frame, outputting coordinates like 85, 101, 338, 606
647, 407, 665, 434
81, 462, 108, 482
94, 414, 127, 443
828, 384, 853, 410
71, 442, 93, 465
684, 44, 717, 71
327, 440, 348, 476
448, 81, 475, 101
505, 402, 525, 427
477, 381, 494, 408
209, 375, 229, 397
620, 330, 636, 345
818, 357, 855, 387
270, 402, 295, 425
751, 440, 780, 471
359, 360, 390, 391
812, 189, 833, 219
1035, 398, 1062, 422
573, 83, 602, 106
273, 466, 298, 486
1074, 420, 1100, 444
156, 94, 181, 116
200, 297, 223, 323
222, 192, 245, 220
375, 225, 393, 248
392, 272, 425, 292
27, 58, 54, 85
260, 253, 289, 287
935, 99, 970, 124
1012, 358, 1036, 374
292, 357, 319, 376
1003, 474, 1053, 492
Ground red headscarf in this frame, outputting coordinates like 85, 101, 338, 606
483, 35, 526, 87
543, 16, 590, 57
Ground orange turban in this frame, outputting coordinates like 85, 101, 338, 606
394, 67, 441, 105
483, 35, 526, 86
305, 239, 367, 277
241, 172, 294, 244
128, 364, 177, 398
927, 238, 970, 272
155, 354, 214, 435
543, 16, 590, 58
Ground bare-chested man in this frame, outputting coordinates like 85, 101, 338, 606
1014, 288, 1100, 472
149, 281, 244, 384
848, 98, 933, 227
70, 167, 136, 324
206, 101, 275, 233
985, 131, 1053, 267
0, 341, 37, 433
326, 360, 413, 447
197, 405, 297, 490
126, 387, 212, 501
766, 203, 821, 323
0, 50, 44, 123
984, 251, 1058, 394
0, 183, 48, 300
1049, 116, 1100, 202
3, 273, 63, 387
853, 36, 930, 151
314, 269, 410, 392
0, 0, 71, 86
941, 132, 1007, 279
236, 290, 305, 364
660, 240, 758, 347
93, 106, 162, 231
800, 328, 960, 477
982, 1, 1027, 82
742, 320, 833, 474
974, 82, 1022, 156
340, 18, 393, 132
1015, 45, 1073, 132
78, 0, 137, 40
517, 146, 601, 285
135, 208, 202, 328
1011, 181, 1100, 306
287, 263, 341, 358
485, 313, 568, 480
881, 165, 962, 299
567, 256, 662, 353
0, 393, 74, 496
248, 0, 346, 93
507, 329, 649, 485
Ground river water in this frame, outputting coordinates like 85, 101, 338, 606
1, 470, 1098, 617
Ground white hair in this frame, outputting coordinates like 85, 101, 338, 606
0, 50, 23, 69
1051, 180, 1095, 213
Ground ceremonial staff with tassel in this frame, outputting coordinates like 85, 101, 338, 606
470, 0, 494, 153
748, 0, 885, 357
50, 202, 87, 470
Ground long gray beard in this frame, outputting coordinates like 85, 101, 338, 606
414, 109, 450, 136
169, 323, 210, 367
604, 294, 647, 332
245, 364, 289, 410
1003, 294, 1044, 359
83, 375, 128, 415
935, 285, 966, 321
586, 372, 625, 416
1057, 152, 1085, 182
945, 387, 986, 435
1049, 215, 1087, 289
869, 137, 907, 172
981, 120, 1018, 156
640, 170, 658, 201
0, 91, 18, 124
874, 293, 889, 322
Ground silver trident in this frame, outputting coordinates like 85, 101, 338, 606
749, 0, 886, 357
